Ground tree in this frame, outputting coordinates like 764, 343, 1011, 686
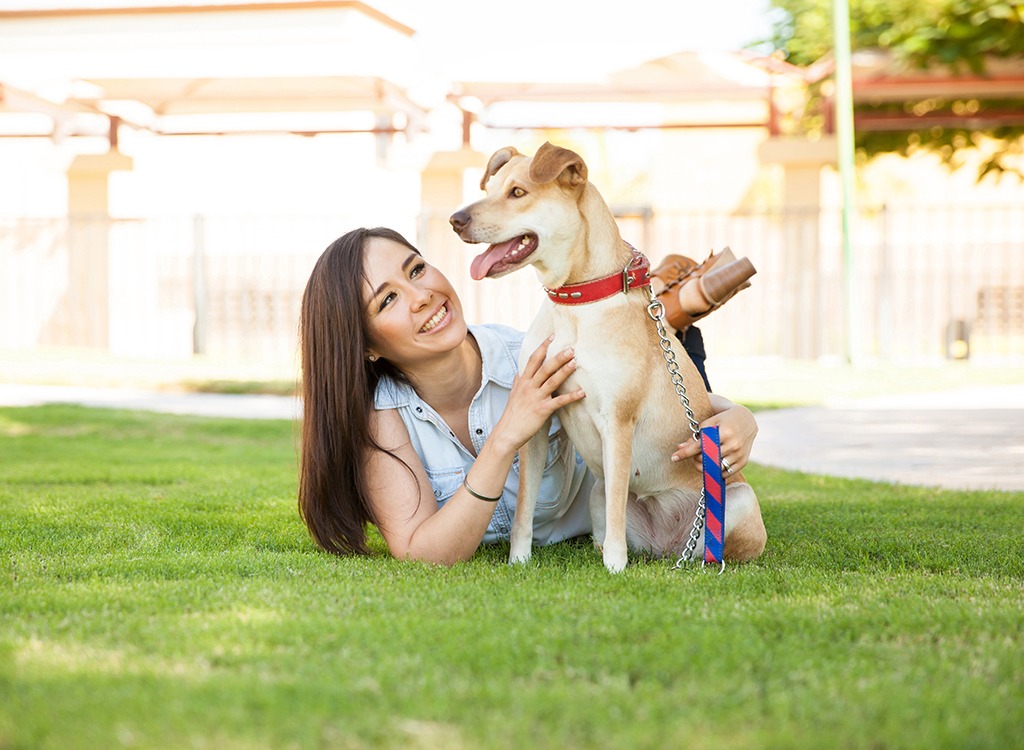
765, 0, 1024, 179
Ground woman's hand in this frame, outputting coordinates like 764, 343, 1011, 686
492, 336, 585, 454
671, 395, 758, 475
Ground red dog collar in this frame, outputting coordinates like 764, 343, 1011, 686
545, 249, 652, 305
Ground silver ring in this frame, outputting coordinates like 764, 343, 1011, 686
721, 457, 733, 474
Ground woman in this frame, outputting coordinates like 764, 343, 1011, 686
298, 227, 758, 565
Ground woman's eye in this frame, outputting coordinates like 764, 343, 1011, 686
510, 187, 526, 198
379, 292, 396, 311
410, 262, 426, 278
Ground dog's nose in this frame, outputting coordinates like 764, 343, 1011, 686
449, 210, 470, 233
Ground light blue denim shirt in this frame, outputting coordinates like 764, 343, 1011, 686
373, 323, 593, 546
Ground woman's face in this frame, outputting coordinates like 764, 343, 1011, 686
361, 236, 467, 367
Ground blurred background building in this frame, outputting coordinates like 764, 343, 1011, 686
1, 0, 1021, 370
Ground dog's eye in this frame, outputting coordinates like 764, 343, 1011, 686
509, 187, 526, 198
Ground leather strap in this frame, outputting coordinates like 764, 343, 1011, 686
544, 249, 652, 305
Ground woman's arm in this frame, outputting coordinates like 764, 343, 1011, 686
366, 408, 509, 565
366, 339, 585, 565
670, 393, 758, 473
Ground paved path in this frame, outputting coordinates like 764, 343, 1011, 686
0, 383, 300, 421
753, 384, 1024, 492
2, 382, 1022, 493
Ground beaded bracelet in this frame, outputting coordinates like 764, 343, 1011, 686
463, 479, 502, 503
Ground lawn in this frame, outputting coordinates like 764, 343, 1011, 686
1, 405, 1022, 749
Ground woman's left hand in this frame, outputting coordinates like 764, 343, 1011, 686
671, 397, 758, 475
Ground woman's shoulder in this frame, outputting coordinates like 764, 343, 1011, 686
367, 403, 410, 452
470, 322, 525, 358
471, 322, 524, 343
373, 371, 414, 411
470, 323, 526, 381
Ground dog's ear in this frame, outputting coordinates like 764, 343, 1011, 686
480, 147, 521, 190
529, 142, 587, 187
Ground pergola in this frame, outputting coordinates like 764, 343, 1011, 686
0, 1, 427, 142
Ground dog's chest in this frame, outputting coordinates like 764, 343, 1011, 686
529, 302, 705, 490
548, 311, 673, 463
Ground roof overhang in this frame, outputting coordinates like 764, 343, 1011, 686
450, 51, 798, 131
0, 1, 424, 138
850, 53, 1024, 102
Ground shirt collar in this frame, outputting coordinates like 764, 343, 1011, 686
472, 324, 519, 390
374, 324, 520, 410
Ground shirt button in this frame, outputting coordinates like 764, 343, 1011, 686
475, 428, 483, 435
415, 407, 423, 413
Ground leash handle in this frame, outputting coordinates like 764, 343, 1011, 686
701, 426, 726, 573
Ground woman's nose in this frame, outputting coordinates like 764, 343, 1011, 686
409, 283, 433, 310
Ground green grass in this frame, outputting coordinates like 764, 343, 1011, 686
179, 379, 299, 397
1, 405, 1022, 750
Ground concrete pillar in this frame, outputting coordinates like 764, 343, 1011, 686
56, 150, 133, 349
758, 136, 837, 359
420, 147, 486, 321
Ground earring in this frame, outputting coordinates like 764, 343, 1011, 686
367, 354, 378, 362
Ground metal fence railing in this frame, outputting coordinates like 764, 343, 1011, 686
2, 205, 1021, 364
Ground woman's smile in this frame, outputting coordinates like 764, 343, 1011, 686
419, 302, 451, 334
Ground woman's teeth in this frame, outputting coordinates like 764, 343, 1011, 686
421, 304, 447, 332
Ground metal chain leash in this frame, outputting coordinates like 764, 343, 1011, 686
645, 287, 706, 568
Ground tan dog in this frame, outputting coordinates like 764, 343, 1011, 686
450, 142, 766, 572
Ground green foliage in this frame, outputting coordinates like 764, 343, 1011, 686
768, 0, 1024, 69
1, 406, 1023, 749
765, 0, 1024, 179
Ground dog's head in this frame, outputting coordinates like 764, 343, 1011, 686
449, 142, 593, 285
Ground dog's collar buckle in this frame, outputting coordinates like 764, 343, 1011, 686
545, 248, 652, 305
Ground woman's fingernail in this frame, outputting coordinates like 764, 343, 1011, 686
671, 455, 680, 462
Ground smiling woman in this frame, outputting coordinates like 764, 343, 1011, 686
297, 226, 588, 563
296, 225, 759, 567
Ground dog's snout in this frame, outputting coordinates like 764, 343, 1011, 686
449, 210, 471, 234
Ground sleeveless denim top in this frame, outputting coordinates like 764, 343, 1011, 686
373, 323, 593, 545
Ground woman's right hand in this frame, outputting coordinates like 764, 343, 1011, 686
493, 336, 585, 454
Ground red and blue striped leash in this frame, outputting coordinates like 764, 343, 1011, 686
700, 426, 726, 573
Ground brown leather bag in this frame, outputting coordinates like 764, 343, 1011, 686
650, 247, 756, 330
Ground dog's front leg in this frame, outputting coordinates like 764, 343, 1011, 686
509, 423, 550, 564
588, 478, 606, 551
601, 423, 634, 573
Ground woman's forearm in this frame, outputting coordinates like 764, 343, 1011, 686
402, 437, 517, 565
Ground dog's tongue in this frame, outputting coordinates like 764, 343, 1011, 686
470, 238, 521, 280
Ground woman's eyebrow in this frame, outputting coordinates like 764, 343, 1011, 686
371, 252, 419, 300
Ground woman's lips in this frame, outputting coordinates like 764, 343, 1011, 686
420, 302, 450, 333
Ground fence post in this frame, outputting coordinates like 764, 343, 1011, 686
192, 214, 207, 355
64, 150, 133, 349
876, 203, 892, 359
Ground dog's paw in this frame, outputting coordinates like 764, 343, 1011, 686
602, 546, 628, 573
509, 541, 533, 565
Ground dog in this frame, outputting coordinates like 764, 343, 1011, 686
450, 142, 766, 572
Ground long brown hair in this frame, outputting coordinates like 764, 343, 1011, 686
298, 227, 419, 554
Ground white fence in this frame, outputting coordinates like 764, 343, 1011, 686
1, 205, 1021, 365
